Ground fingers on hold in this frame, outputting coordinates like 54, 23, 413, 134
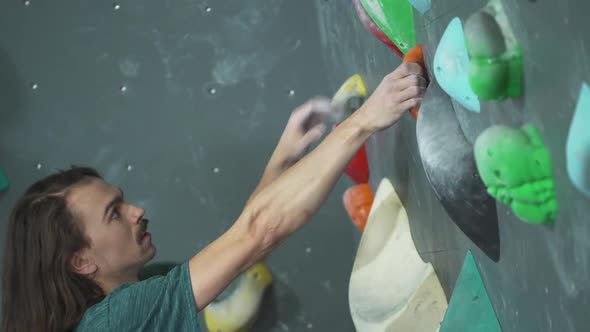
397, 97, 423, 112
391, 62, 424, 79
397, 86, 426, 102
396, 74, 428, 91
415, 75, 428, 87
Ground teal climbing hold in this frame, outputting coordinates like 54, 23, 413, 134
440, 251, 502, 332
465, 0, 523, 100
474, 125, 558, 224
407, 0, 431, 14
567, 82, 590, 197
0, 168, 8, 191
434, 17, 481, 113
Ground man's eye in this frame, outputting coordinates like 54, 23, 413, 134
110, 208, 120, 220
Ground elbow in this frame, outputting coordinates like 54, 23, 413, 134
241, 203, 286, 257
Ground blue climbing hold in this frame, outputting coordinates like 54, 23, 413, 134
407, 0, 431, 14
567, 82, 590, 197
434, 17, 481, 113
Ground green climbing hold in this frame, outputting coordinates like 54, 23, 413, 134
440, 251, 502, 332
465, 0, 522, 100
474, 125, 557, 224
360, 0, 417, 55
0, 168, 8, 191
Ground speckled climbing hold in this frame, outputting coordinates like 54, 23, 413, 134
343, 183, 374, 231
0, 168, 8, 191
353, 0, 403, 56
434, 17, 481, 113
204, 262, 272, 332
402, 44, 428, 120
407, 0, 430, 14
474, 125, 558, 224
465, 0, 523, 100
360, 0, 417, 55
567, 82, 590, 197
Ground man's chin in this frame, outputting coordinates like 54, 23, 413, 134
146, 245, 157, 261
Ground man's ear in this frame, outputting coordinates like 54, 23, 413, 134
70, 250, 97, 276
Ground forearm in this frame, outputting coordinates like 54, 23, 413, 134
246, 157, 289, 206
241, 111, 373, 251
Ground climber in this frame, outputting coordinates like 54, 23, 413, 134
1, 62, 427, 332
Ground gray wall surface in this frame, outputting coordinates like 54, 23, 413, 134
317, 0, 590, 331
0, 1, 359, 331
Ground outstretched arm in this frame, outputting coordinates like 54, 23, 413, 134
246, 97, 331, 205
189, 63, 427, 311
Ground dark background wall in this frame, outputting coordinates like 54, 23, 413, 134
0, 1, 360, 330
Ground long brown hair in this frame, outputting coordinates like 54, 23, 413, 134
2, 166, 106, 332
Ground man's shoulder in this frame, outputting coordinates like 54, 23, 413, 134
74, 275, 167, 331
75, 262, 199, 331
74, 298, 110, 331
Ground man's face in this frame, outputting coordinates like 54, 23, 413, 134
68, 178, 156, 283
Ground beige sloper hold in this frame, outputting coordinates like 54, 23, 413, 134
349, 178, 448, 332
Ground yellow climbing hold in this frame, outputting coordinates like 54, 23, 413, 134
204, 262, 273, 332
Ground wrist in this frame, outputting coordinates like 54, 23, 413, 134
347, 106, 377, 138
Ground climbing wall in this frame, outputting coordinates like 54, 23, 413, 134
317, 0, 590, 331
0, 1, 359, 330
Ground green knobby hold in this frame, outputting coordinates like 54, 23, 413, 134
474, 125, 558, 224
0, 168, 8, 191
465, 0, 522, 100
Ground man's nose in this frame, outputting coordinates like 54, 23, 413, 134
127, 204, 145, 224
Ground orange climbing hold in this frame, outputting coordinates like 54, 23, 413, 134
402, 44, 429, 120
343, 183, 374, 231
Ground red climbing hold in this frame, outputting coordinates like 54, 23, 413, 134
352, 0, 404, 57
335, 122, 370, 184
346, 144, 370, 184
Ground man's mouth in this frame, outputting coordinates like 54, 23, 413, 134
137, 219, 150, 244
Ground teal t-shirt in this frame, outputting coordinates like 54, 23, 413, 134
75, 262, 201, 331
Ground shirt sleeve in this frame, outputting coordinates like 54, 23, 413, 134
106, 261, 201, 331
